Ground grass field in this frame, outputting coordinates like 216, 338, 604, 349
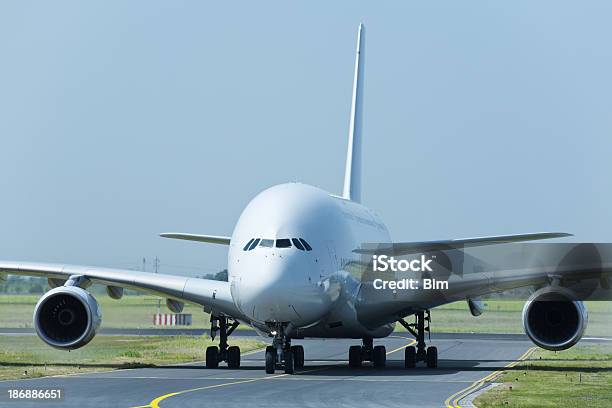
0, 294, 610, 393
0, 295, 213, 329
0, 335, 265, 380
1, 295, 611, 336
474, 344, 612, 407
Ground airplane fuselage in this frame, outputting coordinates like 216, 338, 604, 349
228, 182, 394, 338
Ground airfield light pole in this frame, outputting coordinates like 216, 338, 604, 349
155, 257, 161, 315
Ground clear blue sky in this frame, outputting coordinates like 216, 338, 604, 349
1, 1, 611, 276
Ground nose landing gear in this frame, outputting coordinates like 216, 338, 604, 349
264, 324, 304, 374
398, 310, 438, 368
206, 315, 241, 369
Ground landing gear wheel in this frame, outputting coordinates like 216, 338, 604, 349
404, 346, 416, 368
291, 345, 304, 369
209, 315, 241, 369
349, 345, 362, 368
227, 346, 241, 368
373, 345, 386, 368
426, 346, 438, 368
265, 346, 276, 374
398, 310, 437, 369
299, 345, 305, 368
284, 350, 294, 374
206, 346, 219, 369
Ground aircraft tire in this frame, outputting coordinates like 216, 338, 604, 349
426, 346, 438, 368
206, 346, 219, 369
373, 345, 386, 368
349, 345, 362, 368
405, 346, 416, 368
227, 346, 241, 369
265, 346, 276, 374
284, 350, 294, 374
291, 345, 304, 368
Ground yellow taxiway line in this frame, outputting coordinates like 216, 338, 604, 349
443, 346, 536, 408
133, 338, 417, 408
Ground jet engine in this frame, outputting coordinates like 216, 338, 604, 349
522, 288, 587, 351
33, 286, 102, 350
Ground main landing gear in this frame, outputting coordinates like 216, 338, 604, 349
398, 310, 438, 368
264, 324, 304, 375
348, 337, 387, 368
206, 315, 242, 369
347, 310, 437, 370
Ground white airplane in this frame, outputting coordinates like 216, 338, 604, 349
0, 24, 593, 375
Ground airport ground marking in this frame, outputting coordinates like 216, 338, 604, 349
446, 347, 536, 408
443, 346, 536, 408
135, 338, 416, 408
133, 366, 332, 408
143, 374, 288, 408
386, 337, 417, 355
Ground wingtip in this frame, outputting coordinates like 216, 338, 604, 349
541, 232, 573, 239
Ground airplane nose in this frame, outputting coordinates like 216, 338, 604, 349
235, 254, 330, 326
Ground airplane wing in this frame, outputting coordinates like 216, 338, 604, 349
356, 240, 612, 331
159, 232, 231, 245
0, 261, 246, 320
355, 232, 572, 256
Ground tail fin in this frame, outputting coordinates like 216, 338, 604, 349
342, 23, 365, 203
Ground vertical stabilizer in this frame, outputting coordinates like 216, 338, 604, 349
342, 24, 365, 203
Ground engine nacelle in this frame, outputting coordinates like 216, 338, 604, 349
33, 286, 102, 350
522, 288, 587, 351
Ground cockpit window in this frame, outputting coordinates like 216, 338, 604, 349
243, 238, 254, 251
244, 237, 310, 251
248, 238, 260, 250
299, 238, 312, 251
292, 238, 305, 250
259, 239, 274, 248
275, 239, 291, 248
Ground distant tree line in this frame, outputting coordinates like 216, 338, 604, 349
0, 276, 48, 294
199, 269, 228, 282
